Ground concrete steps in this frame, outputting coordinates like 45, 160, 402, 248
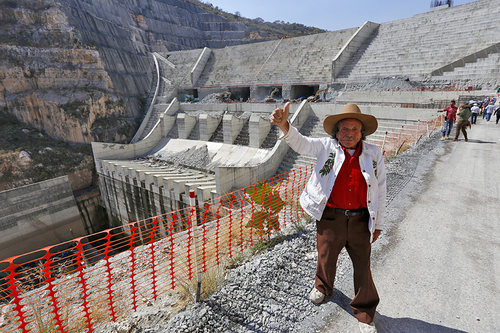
234, 119, 250, 146
260, 125, 280, 149
431, 51, 500, 82
198, 28, 358, 87
167, 122, 179, 139
337, 0, 500, 82
136, 49, 205, 141
208, 119, 223, 143
187, 120, 200, 140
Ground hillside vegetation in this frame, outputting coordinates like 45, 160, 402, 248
186, 0, 326, 39
0, 110, 94, 191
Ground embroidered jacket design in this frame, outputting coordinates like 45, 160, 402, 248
373, 161, 378, 178
319, 153, 336, 177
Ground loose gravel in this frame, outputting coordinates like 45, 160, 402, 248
100, 129, 443, 333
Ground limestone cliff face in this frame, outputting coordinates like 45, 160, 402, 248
0, 0, 138, 144
0, 0, 260, 144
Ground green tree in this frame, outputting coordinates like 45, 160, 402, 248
245, 182, 286, 237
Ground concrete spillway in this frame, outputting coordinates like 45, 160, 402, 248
92, 0, 500, 226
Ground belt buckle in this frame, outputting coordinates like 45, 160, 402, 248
344, 209, 353, 216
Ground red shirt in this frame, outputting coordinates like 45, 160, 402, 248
327, 143, 368, 210
444, 106, 457, 121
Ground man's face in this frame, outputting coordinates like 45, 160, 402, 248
450, 101, 455, 107
335, 119, 363, 149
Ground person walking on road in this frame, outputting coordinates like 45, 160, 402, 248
485, 102, 495, 121
452, 103, 471, 142
270, 102, 386, 333
494, 106, 500, 124
470, 103, 480, 124
482, 99, 489, 119
437, 100, 457, 140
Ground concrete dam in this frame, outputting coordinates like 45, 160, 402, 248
91, 0, 500, 226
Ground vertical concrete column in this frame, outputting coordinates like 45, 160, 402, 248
177, 113, 198, 139
103, 161, 114, 178
223, 114, 247, 144
199, 114, 222, 141
282, 83, 292, 100
196, 186, 216, 204
249, 85, 258, 102
161, 115, 176, 138
249, 113, 271, 148
118, 165, 129, 183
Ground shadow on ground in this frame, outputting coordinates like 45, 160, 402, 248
327, 289, 467, 333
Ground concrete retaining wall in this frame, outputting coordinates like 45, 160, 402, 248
332, 21, 380, 81
0, 176, 86, 261
337, 90, 498, 105
191, 47, 212, 85
310, 103, 439, 122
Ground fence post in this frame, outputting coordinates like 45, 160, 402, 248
42, 252, 66, 331
189, 190, 203, 302
381, 131, 388, 153
398, 126, 403, 152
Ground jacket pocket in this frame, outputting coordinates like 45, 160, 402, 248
305, 182, 325, 204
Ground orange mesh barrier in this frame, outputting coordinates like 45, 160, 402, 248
0, 165, 314, 332
0, 117, 441, 332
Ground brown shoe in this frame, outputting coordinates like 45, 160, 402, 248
465, 138, 468, 142
452, 139, 458, 141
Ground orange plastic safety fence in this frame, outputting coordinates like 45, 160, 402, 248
372, 115, 443, 157
0, 165, 313, 332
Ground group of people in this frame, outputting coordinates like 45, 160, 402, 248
438, 97, 500, 141
477, 97, 498, 122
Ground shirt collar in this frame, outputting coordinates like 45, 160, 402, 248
341, 140, 363, 158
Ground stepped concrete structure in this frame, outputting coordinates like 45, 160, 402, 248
92, 0, 500, 226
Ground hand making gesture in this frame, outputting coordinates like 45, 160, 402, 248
270, 101, 291, 134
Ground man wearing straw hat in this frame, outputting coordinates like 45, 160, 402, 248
271, 102, 386, 333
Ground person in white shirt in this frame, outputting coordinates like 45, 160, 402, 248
470, 103, 480, 124
485, 102, 495, 121
271, 103, 386, 333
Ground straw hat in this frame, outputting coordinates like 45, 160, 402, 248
323, 103, 378, 136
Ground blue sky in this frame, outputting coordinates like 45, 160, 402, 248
204, 0, 478, 31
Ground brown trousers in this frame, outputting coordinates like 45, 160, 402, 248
454, 120, 469, 140
315, 206, 379, 324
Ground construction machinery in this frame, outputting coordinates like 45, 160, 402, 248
216, 91, 232, 102
184, 94, 199, 102
265, 88, 280, 103
306, 88, 328, 102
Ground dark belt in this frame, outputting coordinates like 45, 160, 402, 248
334, 208, 367, 217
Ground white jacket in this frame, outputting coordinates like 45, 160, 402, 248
282, 125, 386, 240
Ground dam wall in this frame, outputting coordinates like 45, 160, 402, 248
0, 176, 87, 260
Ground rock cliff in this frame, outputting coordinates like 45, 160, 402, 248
0, 0, 271, 145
